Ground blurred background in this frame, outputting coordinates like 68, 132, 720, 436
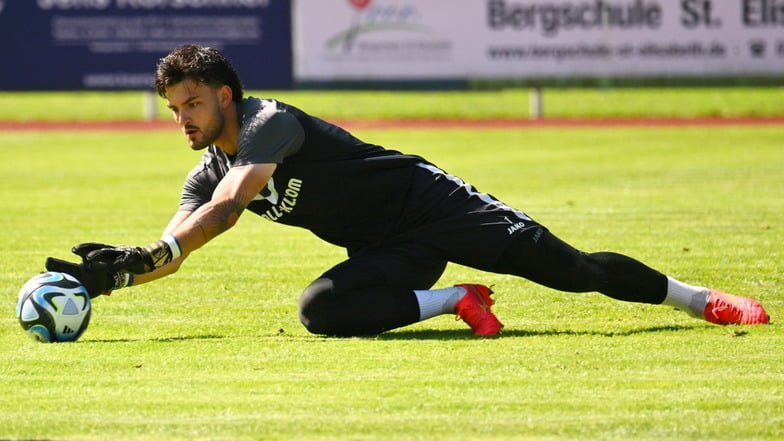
1, 0, 782, 120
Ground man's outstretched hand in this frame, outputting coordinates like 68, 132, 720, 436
85, 245, 155, 275
45, 243, 119, 298
84, 236, 181, 275
47, 237, 179, 295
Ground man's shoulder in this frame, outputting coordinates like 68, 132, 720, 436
239, 97, 303, 133
187, 147, 229, 179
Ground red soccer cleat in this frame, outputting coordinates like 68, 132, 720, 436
703, 290, 770, 325
454, 284, 504, 337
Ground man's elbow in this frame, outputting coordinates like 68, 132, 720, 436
226, 210, 241, 229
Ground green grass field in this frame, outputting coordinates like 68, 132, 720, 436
1, 87, 783, 121
1, 90, 783, 440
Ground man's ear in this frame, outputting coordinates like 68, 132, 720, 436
218, 85, 233, 107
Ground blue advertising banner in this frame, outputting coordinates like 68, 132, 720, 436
0, 0, 292, 90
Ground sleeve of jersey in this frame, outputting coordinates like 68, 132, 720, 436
179, 165, 216, 212
233, 107, 305, 166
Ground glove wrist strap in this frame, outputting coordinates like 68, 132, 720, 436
142, 234, 182, 271
111, 272, 134, 290
161, 234, 182, 260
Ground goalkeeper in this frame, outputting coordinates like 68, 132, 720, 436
47, 44, 769, 337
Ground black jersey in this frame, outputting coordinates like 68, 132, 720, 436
180, 97, 426, 250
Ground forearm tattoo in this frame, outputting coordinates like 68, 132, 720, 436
194, 197, 245, 242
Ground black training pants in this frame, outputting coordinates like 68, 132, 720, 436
298, 164, 668, 336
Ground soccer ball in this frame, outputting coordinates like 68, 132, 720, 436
16, 271, 92, 343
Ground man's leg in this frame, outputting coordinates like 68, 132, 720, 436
298, 243, 447, 336
495, 227, 769, 325
399, 163, 767, 326
497, 227, 668, 303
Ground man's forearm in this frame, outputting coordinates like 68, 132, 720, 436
172, 197, 245, 256
129, 256, 185, 286
111, 197, 245, 282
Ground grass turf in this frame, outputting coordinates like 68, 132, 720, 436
0, 121, 782, 440
0, 87, 783, 121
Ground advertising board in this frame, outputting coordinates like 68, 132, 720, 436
0, 0, 292, 90
294, 0, 784, 82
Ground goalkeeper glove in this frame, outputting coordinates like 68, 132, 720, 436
45, 242, 132, 298
85, 234, 182, 275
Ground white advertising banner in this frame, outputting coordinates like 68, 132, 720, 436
294, 0, 784, 81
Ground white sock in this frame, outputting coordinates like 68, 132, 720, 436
414, 286, 467, 321
663, 277, 710, 318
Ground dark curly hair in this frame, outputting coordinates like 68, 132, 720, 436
155, 44, 244, 102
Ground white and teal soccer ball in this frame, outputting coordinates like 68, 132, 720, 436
16, 272, 91, 343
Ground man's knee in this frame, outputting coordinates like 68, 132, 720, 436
298, 278, 339, 335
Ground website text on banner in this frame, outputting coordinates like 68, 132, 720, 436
294, 0, 784, 81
